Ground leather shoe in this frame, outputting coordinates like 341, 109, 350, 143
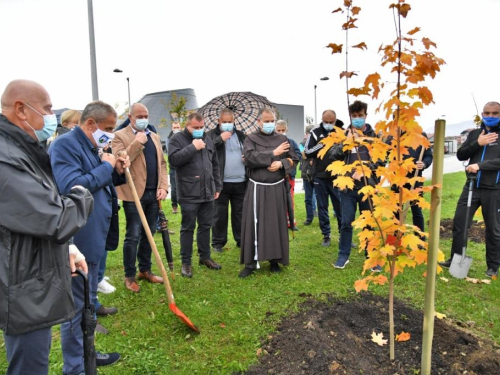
270, 262, 281, 273
438, 258, 452, 268
303, 220, 313, 225
124, 277, 140, 293
181, 264, 193, 278
138, 271, 163, 284
238, 267, 255, 278
199, 258, 222, 270
96, 305, 118, 316
96, 321, 109, 335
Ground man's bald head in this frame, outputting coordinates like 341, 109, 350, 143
1, 80, 53, 138
129, 103, 148, 116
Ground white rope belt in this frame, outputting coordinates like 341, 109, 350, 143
249, 178, 284, 269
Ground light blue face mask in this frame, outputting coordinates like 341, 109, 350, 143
192, 128, 204, 139
323, 123, 334, 132
24, 103, 58, 142
135, 118, 149, 131
221, 123, 234, 132
351, 117, 366, 129
262, 122, 276, 134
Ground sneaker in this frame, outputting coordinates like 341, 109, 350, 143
334, 258, 350, 269
213, 246, 223, 253
486, 268, 498, 278
370, 265, 382, 272
322, 236, 331, 247
438, 258, 452, 268
96, 305, 118, 316
96, 351, 121, 367
97, 279, 116, 294
270, 262, 281, 273
238, 267, 255, 278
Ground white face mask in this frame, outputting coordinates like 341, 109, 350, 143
135, 118, 148, 131
92, 127, 115, 148
173, 129, 181, 133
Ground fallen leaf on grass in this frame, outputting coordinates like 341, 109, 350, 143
465, 277, 491, 285
439, 277, 449, 282
395, 331, 411, 342
435, 312, 447, 320
304, 321, 315, 330
219, 323, 226, 328
371, 331, 388, 346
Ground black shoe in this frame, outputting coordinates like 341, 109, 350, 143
270, 262, 281, 273
96, 305, 118, 316
322, 236, 331, 247
303, 219, 313, 226
238, 267, 255, 278
213, 246, 223, 253
181, 264, 193, 278
438, 258, 452, 268
486, 268, 498, 278
236, 242, 241, 248
96, 321, 109, 335
289, 226, 299, 231
96, 351, 120, 367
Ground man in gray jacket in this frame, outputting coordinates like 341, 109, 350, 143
168, 112, 223, 278
0, 80, 93, 375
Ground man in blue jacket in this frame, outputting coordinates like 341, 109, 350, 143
440, 101, 500, 278
50, 101, 130, 373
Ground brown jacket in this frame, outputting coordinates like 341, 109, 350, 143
112, 125, 168, 201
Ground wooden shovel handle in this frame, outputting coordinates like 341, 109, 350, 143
125, 168, 175, 305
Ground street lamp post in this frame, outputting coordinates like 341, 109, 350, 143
113, 69, 131, 112
87, 0, 99, 100
314, 77, 330, 125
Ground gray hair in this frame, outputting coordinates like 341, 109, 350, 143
322, 109, 336, 117
305, 125, 315, 133
257, 108, 275, 120
219, 108, 235, 119
276, 120, 288, 129
81, 101, 116, 124
484, 101, 500, 110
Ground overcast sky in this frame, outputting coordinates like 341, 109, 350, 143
1, 0, 498, 130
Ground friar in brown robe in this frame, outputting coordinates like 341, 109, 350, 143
239, 108, 299, 278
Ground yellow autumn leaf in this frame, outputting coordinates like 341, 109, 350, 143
334, 176, 354, 190
435, 312, 446, 320
371, 331, 388, 346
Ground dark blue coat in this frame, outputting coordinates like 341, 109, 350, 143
49, 126, 124, 263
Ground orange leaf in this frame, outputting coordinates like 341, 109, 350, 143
327, 43, 343, 54
342, 17, 358, 30
352, 42, 368, 50
354, 278, 369, 293
332, 7, 343, 14
344, 0, 352, 7
219, 323, 226, 328
396, 331, 411, 342
422, 37, 437, 49
371, 331, 388, 346
340, 71, 358, 79
407, 27, 421, 35
351, 6, 361, 15
399, 3, 411, 17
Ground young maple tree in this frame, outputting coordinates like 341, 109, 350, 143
323, 0, 446, 360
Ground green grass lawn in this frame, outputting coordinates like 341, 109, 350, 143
1, 172, 499, 374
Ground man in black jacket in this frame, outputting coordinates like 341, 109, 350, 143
304, 110, 344, 247
168, 112, 223, 278
207, 108, 247, 252
439, 101, 500, 278
0, 80, 93, 375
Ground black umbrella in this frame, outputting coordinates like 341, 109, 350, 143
158, 199, 174, 275
198, 92, 277, 134
74, 270, 97, 375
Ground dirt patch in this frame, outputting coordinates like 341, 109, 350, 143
440, 219, 485, 244
243, 293, 500, 374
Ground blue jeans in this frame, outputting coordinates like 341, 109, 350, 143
303, 178, 317, 221
180, 201, 214, 265
61, 262, 99, 375
4, 327, 52, 375
91, 251, 109, 310
122, 189, 159, 278
338, 188, 371, 259
314, 177, 341, 237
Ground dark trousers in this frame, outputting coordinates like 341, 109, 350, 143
4, 327, 52, 375
180, 201, 214, 265
451, 184, 500, 270
123, 189, 159, 278
212, 181, 246, 248
170, 169, 178, 208
314, 177, 342, 237
338, 188, 371, 259
303, 178, 317, 221
61, 261, 99, 375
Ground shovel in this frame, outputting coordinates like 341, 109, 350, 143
125, 168, 200, 332
449, 174, 476, 279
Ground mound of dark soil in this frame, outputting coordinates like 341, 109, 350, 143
244, 293, 500, 374
440, 219, 485, 244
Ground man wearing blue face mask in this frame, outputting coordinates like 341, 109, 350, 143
304, 110, 344, 247
112, 103, 169, 292
207, 108, 247, 253
439, 101, 500, 278
328, 100, 383, 270
168, 112, 222, 278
